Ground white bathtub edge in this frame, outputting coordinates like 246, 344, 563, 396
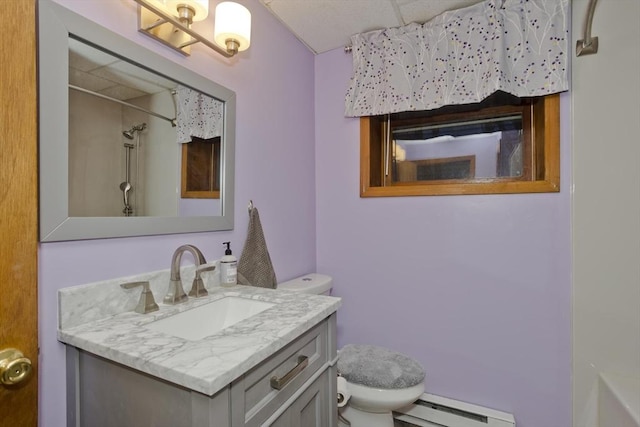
599, 372, 640, 427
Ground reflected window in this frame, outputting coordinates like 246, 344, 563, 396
181, 136, 221, 199
393, 115, 523, 182
360, 92, 560, 196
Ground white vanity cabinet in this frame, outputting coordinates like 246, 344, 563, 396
65, 313, 337, 427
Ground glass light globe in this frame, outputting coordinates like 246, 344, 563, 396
214, 2, 251, 53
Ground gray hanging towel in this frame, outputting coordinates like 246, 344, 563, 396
237, 205, 277, 288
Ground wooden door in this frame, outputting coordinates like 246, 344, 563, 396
0, 0, 39, 426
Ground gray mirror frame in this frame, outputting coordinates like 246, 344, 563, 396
38, 0, 235, 242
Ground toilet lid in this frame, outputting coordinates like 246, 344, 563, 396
337, 344, 426, 389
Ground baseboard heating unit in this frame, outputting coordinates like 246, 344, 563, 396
393, 393, 516, 427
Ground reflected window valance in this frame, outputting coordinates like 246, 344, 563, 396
176, 85, 224, 143
344, 0, 569, 117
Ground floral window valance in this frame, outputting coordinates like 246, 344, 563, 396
344, 0, 569, 117
176, 85, 224, 143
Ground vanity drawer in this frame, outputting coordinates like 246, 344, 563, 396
231, 319, 329, 427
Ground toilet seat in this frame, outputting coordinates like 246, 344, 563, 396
337, 344, 425, 389
337, 344, 426, 427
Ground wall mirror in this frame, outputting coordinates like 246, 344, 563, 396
38, 0, 235, 241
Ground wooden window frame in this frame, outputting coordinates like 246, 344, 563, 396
360, 93, 560, 197
180, 136, 221, 199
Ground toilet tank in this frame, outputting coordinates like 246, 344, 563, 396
277, 273, 333, 295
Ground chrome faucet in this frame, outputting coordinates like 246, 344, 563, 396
165, 245, 208, 304
189, 263, 216, 298
120, 281, 159, 314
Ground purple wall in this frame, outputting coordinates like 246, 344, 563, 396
38, 2, 572, 427
314, 48, 572, 427
38, 1, 316, 425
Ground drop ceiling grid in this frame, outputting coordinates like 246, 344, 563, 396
397, 0, 484, 25
260, 0, 401, 54
259, 0, 484, 54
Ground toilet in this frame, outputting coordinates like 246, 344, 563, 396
278, 273, 334, 295
278, 274, 426, 427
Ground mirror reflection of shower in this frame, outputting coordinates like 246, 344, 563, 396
121, 123, 146, 216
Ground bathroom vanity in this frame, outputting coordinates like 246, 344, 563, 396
58, 276, 341, 427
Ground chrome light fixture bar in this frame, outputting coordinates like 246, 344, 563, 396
134, 0, 251, 57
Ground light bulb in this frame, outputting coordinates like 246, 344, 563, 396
214, 2, 251, 54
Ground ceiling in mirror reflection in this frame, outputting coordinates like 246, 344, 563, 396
69, 38, 176, 101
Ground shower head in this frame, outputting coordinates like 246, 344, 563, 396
123, 123, 147, 139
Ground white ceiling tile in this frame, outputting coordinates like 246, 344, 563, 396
107, 62, 176, 93
69, 38, 175, 100
69, 68, 116, 93
259, 0, 483, 54
261, 0, 403, 54
398, 0, 481, 25
69, 39, 118, 72
99, 85, 149, 101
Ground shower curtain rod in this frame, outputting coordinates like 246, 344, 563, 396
69, 84, 177, 127
576, 0, 599, 56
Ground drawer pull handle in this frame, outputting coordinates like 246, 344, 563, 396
270, 355, 309, 390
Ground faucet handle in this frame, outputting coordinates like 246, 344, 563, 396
196, 264, 216, 275
120, 281, 159, 314
189, 264, 216, 298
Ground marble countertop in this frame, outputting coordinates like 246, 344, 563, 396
58, 284, 341, 396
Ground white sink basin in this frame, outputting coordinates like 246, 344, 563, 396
146, 297, 275, 341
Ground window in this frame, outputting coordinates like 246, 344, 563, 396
360, 93, 560, 197
181, 136, 221, 199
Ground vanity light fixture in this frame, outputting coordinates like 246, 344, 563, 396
134, 0, 251, 57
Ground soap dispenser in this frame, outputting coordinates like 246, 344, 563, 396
220, 242, 237, 287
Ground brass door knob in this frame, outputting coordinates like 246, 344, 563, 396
0, 348, 33, 386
